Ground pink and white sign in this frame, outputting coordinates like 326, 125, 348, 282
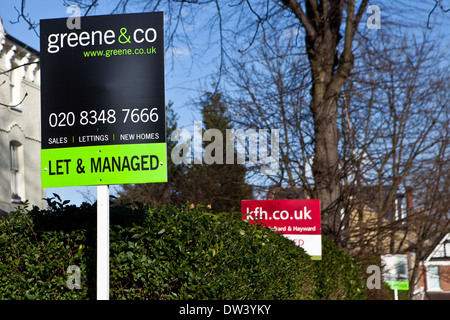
242, 199, 321, 259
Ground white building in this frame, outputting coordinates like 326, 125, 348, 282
0, 18, 46, 215
415, 233, 450, 300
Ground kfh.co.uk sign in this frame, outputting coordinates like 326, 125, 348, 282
242, 199, 321, 260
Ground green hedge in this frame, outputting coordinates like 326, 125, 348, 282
0, 199, 365, 300
313, 237, 366, 299
0, 204, 87, 299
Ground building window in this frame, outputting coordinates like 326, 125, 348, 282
426, 265, 441, 291
10, 141, 22, 202
10, 66, 21, 108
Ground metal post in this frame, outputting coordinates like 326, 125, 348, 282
97, 185, 110, 300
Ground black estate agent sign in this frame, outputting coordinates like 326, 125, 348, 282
40, 12, 167, 187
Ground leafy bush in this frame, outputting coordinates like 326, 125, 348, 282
108, 205, 315, 299
313, 237, 366, 300
0, 198, 365, 300
0, 203, 87, 299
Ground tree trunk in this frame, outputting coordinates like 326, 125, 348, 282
311, 96, 341, 237
280, 0, 368, 238
305, 25, 344, 238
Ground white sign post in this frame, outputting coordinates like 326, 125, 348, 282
97, 185, 110, 300
40, 12, 166, 301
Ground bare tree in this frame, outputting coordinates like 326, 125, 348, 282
58, 0, 371, 238
224, 24, 314, 198
223, 14, 450, 254
335, 26, 450, 298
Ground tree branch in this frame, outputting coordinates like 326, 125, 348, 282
354, 0, 370, 28
0, 61, 39, 76
279, 0, 317, 38
0, 92, 28, 109
427, 0, 450, 29
10, 0, 39, 37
